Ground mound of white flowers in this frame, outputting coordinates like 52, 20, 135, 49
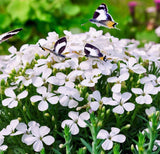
0, 27, 159, 153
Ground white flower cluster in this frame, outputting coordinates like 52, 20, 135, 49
0, 27, 160, 152
0, 119, 54, 152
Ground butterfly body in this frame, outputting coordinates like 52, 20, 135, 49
90, 3, 118, 29
0, 28, 22, 44
84, 43, 107, 61
39, 37, 67, 58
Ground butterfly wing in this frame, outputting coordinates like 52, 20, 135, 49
100, 20, 118, 29
84, 43, 103, 58
54, 37, 67, 56
92, 3, 108, 21
0, 28, 22, 44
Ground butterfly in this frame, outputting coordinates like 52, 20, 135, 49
0, 28, 23, 44
39, 37, 67, 58
89, 3, 118, 29
84, 43, 107, 61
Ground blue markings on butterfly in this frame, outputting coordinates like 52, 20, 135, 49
39, 37, 67, 58
0, 28, 23, 44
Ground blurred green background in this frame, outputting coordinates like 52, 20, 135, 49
0, 0, 159, 55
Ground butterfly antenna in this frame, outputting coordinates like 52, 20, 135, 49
81, 20, 90, 26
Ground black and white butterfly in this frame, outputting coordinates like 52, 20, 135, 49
0, 28, 22, 44
39, 37, 67, 58
84, 43, 107, 61
89, 3, 118, 29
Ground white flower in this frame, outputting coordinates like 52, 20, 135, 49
96, 60, 113, 76
2, 88, 28, 108
61, 111, 90, 135
30, 86, 59, 111
47, 72, 74, 87
57, 86, 83, 108
1, 119, 19, 136
33, 68, 52, 87
67, 58, 92, 70
81, 69, 101, 87
0, 136, 8, 151
107, 72, 129, 93
14, 69, 39, 87
132, 82, 158, 104
88, 90, 108, 111
145, 106, 156, 116
97, 127, 126, 150
121, 57, 146, 74
140, 75, 160, 92
53, 61, 70, 70
23, 126, 55, 152
104, 92, 135, 114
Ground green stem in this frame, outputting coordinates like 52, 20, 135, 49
90, 113, 98, 154
64, 126, 71, 154
91, 125, 97, 154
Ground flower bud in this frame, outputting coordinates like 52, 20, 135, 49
59, 144, 64, 148
98, 121, 103, 127
44, 113, 50, 117
23, 106, 26, 112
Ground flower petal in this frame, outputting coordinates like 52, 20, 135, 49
97, 129, 109, 139
39, 126, 50, 137
144, 95, 152, 104
42, 135, 55, 145
119, 73, 129, 81
90, 101, 99, 111
5, 88, 16, 98
33, 140, 43, 152
23, 134, 37, 145
123, 103, 135, 112
112, 134, 126, 143
121, 92, 132, 102
102, 139, 113, 150
47, 96, 59, 104
2, 98, 13, 106
17, 90, 28, 99
68, 99, 78, 108
38, 101, 48, 111
113, 105, 124, 114
110, 127, 120, 136
33, 77, 43, 87
92, 91, 101, 101
136, 96, 145, 104
112, 84, 121, 93
68, 111, 79, 121
70, 123, 79, 135
131, 88, 143, 94
8, 100, 18, 108
61, 120, 74, 129
30, 95, 42, 102
37, 86, 47, 95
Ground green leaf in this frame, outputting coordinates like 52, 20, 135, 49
30, 2, 52, 22
63, 4, 80, 16
80, 138, 92, 153
136, 30, 159, 42
0, 14, 11, 29
52, 148, 62, 154
40, 148, 45, 154
6, 0, 30, 23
